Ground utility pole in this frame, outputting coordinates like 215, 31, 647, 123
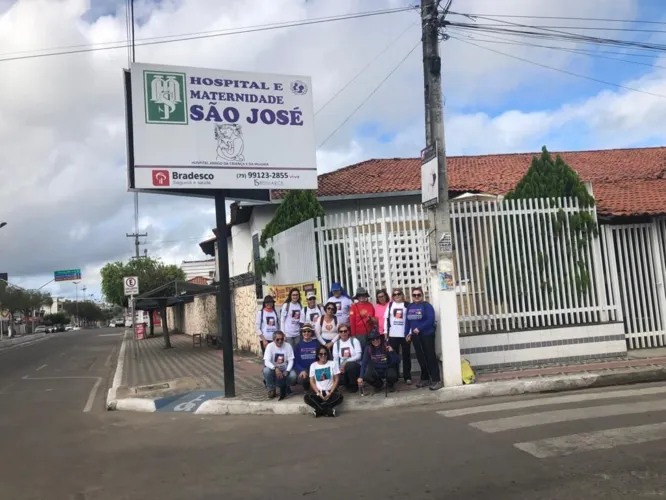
73, 281, 80, 327
421, 0, 462, 387
127, 231, 147, 259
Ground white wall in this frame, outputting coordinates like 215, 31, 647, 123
231, 222, 252, 276
181, 259, 216, 281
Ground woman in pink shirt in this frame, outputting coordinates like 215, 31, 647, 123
374, 289, 389, 338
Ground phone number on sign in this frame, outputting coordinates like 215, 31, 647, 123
246, 172, 289, 179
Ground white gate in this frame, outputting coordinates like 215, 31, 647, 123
451, 197, 618, 334
315, 205, 431, 299
602, 223, 666, 349
263, 218, 318, 285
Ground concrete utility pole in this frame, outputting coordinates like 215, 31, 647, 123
73, 281, 80, 327
127, 232, 147, 259
421, 0, 462, 387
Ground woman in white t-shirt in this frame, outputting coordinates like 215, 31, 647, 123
315, 302, 339, 349
255, 295, 280, 354
280, 288, 304, 349
304, 344, 343, 417
384, 288, 412, 385
328, 282, 353, 325
332, 325, 363, 393
303, 293, 324, 324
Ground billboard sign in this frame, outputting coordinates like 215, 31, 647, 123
54, 269, 81, 282
126, 62, 318, 191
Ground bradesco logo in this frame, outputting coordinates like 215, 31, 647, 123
171, 172, 215, 185
152, 170, 170, 186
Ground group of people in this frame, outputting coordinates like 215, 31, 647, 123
255, 282, 442, 418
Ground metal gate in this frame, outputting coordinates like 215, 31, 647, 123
601, 223, 666, 349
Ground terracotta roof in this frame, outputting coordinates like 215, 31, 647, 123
272, 147, 666, 216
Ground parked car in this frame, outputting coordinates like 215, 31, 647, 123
65, 324, 74, 331
112, 319, 124, 327
35, 325, 46, 334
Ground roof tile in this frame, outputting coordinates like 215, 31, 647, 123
272, 147, 666, 216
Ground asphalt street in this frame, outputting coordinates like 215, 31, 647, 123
2, 328, 666, 499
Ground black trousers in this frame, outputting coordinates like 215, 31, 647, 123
412, 334, 440, 383
304, 391, 343, 415
389, 337, 412, 381
339, 361, 361, 391
363, 363, 398, 388
299, 373, 312, 393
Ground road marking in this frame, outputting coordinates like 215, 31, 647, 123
514, 422, 666, 458
106, 330, 128, 407
83, 377, 102, 413
21, 375, 103, 412
438, 386, 666, 418
470, 400, 666, 433
0, 336, 52, 354
99, 333, 123, 337
36, 364, 47, 371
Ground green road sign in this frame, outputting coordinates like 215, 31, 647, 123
143, 70, 188, 125
54, 269, 81, 282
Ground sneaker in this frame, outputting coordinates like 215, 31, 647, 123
278, 387, 287, 401
311, 409, 321, 418
416, 379, 429, 389
329, 408, 337, 418
268, 388, 276, 399
429, 381, 443, 391
388, 384, 397, 393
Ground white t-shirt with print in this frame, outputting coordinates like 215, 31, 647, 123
332, 337, 362, 368
263, 341, 295, 372
309, 360, 340, 394
385, 301, 407, 338
280, 302, 303, 338
303, 305, 324, 325
255, 309, 279, 341
328, 295, 352, 325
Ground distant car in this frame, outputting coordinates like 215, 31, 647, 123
112, 319, 124, 327
35, 326, 46, 334
65, 324, 73, 331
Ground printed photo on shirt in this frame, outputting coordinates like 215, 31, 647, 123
274, 353, 285, 365
394, 309, 404, 319
335, 303, 341, 311
310, 313, 320, 323
267, 317, 276, 326
315, 366, 331, 382
292, 310, 301, 320
341, 347, 351, 359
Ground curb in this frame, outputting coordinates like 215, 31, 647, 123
105, 329, 130, 410
108, 365, 666, 416
0, 332, 48, 351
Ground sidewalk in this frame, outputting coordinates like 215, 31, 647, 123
107, 330, 666, 416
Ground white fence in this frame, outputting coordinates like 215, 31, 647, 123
451, 197, 618, 334
602, 222, 666, 349
263, 218, 318, 286
315, 205, 431, 299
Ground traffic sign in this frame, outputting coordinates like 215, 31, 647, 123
54, 269, 81, 282
124, 276, 139, 296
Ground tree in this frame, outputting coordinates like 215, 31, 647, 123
257, 190, 324, 276
100, 257, 185, 344
0, 285, 52, 334
486, 147, 598, 322
44, 312, 70, 326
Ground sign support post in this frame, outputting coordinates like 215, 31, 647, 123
215, 191, 235, 398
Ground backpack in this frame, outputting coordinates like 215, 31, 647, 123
319, 314, 338, 329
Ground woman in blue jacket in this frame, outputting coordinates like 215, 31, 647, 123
405, 287, 442, 390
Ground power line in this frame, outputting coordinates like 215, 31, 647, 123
0, 6, 417, 63
317, 38, 421, 149
315, 21, 419, 116
448, 35, 666, 99
450, 23, 666, 34
448, 12, 666, 26
448, 30, 666, 71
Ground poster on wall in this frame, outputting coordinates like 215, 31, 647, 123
267, 281, 322, 305
127, 62, 318, 191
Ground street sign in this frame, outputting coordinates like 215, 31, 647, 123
54, 269, 81, 282
124, 276, 139, 296
421, 143, 438, 209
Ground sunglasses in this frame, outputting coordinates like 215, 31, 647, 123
317, 352, 328, 357
308, 297, 316, 300
338, 329, 349, 334
301, 329, 312, 333
392, 292, 402, 296
275, 337, 284, 342
371, 337, 381, 342
326, 307, 336, 311
412, 293, 422, 298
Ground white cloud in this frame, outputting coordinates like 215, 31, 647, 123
2, 0, 666, 301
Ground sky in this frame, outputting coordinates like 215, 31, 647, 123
2, 0, 666, 302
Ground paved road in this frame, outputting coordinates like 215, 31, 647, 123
2, 328, 666, 499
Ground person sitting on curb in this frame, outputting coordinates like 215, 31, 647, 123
294, 322, 318, 393
262, 330, 297, 400
304, 345, 343, 418
332, 324, 362, 393
358, 330, 399, 394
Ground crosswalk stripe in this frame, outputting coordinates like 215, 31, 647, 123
514, 422, 666, 458
470, 400, 666, 433
437, 385, 666, 418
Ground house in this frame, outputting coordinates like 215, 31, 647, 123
200, 146, 666, 281
180, 259, 216, 284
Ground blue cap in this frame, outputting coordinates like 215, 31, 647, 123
331, 282, 342, 291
